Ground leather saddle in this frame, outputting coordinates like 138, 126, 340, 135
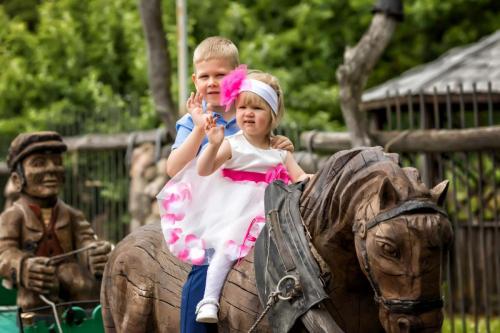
254, 180, 330, 332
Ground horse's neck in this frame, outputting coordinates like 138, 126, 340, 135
300, 175, 361, 273
300, 171, 378, 242
300, 173, 384, 286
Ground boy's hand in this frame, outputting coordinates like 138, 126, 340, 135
271, 135, 294, 152
205, 115, 224, 145
187, 92, 208, 128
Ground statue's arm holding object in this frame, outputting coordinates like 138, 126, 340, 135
0, 209, 57, 293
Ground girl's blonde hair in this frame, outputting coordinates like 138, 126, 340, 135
236, 70, 285, 132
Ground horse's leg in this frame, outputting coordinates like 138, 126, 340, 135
150, 247, 190, 332
101, 247, 155, 333
101, 222, 191, 333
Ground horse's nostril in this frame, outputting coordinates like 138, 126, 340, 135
397, 317, 411, 333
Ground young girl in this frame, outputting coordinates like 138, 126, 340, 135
157, 66, 310, 323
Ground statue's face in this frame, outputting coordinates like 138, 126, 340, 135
22, 152, 65, 198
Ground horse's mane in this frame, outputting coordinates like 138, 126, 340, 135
300, 146, 433, 239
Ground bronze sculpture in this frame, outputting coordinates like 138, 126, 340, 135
0, 131, 112, 310
101, 147, 453, 332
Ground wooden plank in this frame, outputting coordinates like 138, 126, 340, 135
0, 129, 168, 175
301, 126, 500, 153
64, 129, 167, 151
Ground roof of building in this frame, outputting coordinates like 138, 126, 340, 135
362, 29, 500, 104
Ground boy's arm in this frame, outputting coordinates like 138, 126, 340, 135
166, 93, 210, 177
284, 151, 314, 183
166, 125, 205, 177
271, 135, 294, 152
197, 139, 231, 176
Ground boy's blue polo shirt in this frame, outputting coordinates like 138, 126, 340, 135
172, 112, 238, 151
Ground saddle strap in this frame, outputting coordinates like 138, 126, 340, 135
268, 209, 296, 272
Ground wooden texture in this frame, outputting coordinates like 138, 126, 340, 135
63, 130, 167, 151
301, 126, 500, 153
336, 12, 399, 147
301, 308, 345, 333
101, 147, 453, 333
138, 0, 177, 136
101, 222, 270, 333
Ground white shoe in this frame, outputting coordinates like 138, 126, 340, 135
195, 298, 219, 323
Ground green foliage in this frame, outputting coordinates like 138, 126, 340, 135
172, 0, 499, 130
442, 316, 500, 333
1, 0, 499, 139
0, 0, 157, 141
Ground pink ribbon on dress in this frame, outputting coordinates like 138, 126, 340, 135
221, 163, 291, 185
222, 164, 291, 264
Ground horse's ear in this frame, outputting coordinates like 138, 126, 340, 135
378, 178, 399, 211
431, 180, 449, 207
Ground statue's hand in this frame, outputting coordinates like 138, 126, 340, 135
88, 241, 112, 277
21, 257, 58, 294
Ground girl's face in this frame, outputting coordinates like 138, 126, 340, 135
235, 92, 273, 138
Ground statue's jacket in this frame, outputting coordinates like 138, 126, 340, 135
0, 196, 97, 287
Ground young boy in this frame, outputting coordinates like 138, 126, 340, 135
167, 36, 293, 332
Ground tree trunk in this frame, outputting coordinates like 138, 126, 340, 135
138, 0, 177, 138
336, 6, 401, 147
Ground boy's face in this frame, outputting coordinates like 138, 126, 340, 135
192, 58, 234, 108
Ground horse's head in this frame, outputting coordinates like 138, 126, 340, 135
301, 148, 454, 332
352, 173, 453, 333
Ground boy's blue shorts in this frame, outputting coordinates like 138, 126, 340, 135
180, 265, 217, 333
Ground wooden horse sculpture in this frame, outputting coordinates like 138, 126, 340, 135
101, 147, 453, 333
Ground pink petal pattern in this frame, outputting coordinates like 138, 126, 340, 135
165, 227, 183, 244
159, 182, 192, 225
224, 215, 266, 261
166, 232, 207, 264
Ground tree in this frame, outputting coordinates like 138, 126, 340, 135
1, 0, 499, 153
138, 0, 177, 137
336, 0, 403, 146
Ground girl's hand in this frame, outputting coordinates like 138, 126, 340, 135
297, 173, 314, 182
271, 135, 294, 152
205, 115, 224, 145
187, 92, 209, 128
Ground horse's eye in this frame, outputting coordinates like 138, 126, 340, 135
379, 242, 399, 258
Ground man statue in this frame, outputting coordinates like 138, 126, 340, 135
0, 131, 112, 310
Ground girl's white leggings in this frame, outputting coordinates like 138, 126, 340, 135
203, 253, 234, 301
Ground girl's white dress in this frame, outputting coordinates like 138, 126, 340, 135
157, 131, 290, 265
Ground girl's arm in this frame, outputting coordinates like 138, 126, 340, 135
166, 127, 205, 177
284, 151, 314, 183
197, 116, 231, 176
197, 140, 231, 176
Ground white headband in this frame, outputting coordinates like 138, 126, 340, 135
240, 79, 279, 114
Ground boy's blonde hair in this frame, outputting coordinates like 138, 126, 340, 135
193, 36, 239, 70
237, 70, 285, 132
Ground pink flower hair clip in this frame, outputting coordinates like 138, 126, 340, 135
220, 64, 248, 112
